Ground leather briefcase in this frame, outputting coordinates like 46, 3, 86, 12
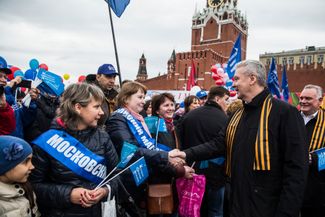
147, 184, 174, 214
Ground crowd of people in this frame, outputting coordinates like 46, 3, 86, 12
0, 60, 324, 217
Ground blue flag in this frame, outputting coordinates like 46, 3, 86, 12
281, 66, 289, 102
315, 148, 325, 171
226, 34, 242, 79
117, 142, 137, 168
129, 157, 148, 186
267, 57, 281, 98
105, 0, 130, 17
144, 116, 167, 134
37, 70, 64, 96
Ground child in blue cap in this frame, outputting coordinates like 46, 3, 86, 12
0, 135, 40, 217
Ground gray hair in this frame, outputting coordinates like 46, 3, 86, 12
235, 60, 267, 87
303, 84, 323, 99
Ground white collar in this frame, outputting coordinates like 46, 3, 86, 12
301, 110, 318, 125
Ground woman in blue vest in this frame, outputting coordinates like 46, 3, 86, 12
107, 82, 190, 215
29, 83, 120, 217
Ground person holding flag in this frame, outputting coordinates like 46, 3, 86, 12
107, 82, 189, 215
149, 93, 195, 216
29, 83, 121, 217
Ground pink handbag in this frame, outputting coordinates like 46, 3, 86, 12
176, 174, 206, 217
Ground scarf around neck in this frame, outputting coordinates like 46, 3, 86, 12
125, 106, 151, 137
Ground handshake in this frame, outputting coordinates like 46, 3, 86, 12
168, 149, 195, 179
168, 149, 186, 166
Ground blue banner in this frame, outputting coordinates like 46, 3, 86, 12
105, 0, 130, 17
267, 57, 281, 99
117, 142, 137, 168
115, 108, 171, 151
130, 157, 148, 186
37, 70, 64, 96
315, 148, 325, 171
33, 129, 107, 184
199, 157, 225, 169
226, 34, 241, 79
281, 66, 289, 102
145, 116, 167, 134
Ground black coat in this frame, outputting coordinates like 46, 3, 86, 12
176, 101, 228, 189
29, 119, 119, 217
107, 112, 170, 207
184, 89, 309, 217
303, 109, 325, 209
24, 95, 60, 142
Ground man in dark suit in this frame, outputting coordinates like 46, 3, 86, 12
299, 84, 325, 217
177, 86, 229, 217
170, 60, 309, 217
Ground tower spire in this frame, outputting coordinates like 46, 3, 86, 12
136, 53, 148, 81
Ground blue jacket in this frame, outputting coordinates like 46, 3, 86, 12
11, 101, 37, 139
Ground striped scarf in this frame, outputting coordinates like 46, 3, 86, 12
309, 109, 325, 152
226, 95, 272, 176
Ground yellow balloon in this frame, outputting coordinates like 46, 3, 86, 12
63, 73, 70, 80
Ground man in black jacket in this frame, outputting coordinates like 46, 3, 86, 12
86, 64, 119, 127
177, 86, 229, 217
170, 60, 309, 217
299, 84, 325, 217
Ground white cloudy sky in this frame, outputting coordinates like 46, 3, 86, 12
0, 0, 324, 82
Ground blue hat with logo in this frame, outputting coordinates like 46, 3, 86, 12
97, 64, 119, 76
196, 90, 207, 99
0, 136, 32, 175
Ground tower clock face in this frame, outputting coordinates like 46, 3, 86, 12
208, 0, 224, 8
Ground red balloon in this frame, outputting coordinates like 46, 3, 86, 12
212, 73, 221, 81
210, 65, 218, 74
215, 79, 224, 86
229, 90, 237, 97
78, 75, 86, 83
8, 66, 20, 80
39, 63, 48, 71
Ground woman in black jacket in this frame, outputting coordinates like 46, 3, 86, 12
29, 83, 119, 217
107, 82, 189, 215
150, 93, 194, 216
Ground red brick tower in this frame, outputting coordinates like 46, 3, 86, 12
136, 53, 148, 81
137, 0, 248, 90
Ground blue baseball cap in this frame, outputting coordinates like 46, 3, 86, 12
97, 64, 119, 76
0, 56, 11, 74
196, 90, 207, 99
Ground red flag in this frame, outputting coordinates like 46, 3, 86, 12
187, 60, 196, 91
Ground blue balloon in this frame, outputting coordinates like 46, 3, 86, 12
25, 69, 37, 80
14, 70, 24, 78
0, 56, 8, 68
29, 58, 39, 70
225, 79, 233, 87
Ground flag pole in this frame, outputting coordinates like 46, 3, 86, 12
107, 3, 122, 87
